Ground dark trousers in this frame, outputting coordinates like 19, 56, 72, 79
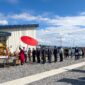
25, 54, 27, 63
33, 55, 36, 62
37, 55, 40, 63
42, 55, 46, 64
54, 54, 57, 62
60, 53, 63, 62
48, 56, 52, 63
75, 55, 79, 60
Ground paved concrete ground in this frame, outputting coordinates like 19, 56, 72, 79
0, 56, 85, 84
1, 62, 85, 85
27, 66, 85, 85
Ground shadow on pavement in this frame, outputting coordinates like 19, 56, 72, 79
79, 77, 85, 81
57, 78, 85, 85
64, 68, 85, 73
70, 69, 85, 73
57, 68, 85, 85
0, 62, 18, 68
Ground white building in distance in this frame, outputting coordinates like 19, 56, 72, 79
0, 24, 39, 53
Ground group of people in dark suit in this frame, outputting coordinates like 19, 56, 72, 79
25, 46, 64, 64
53, 47, 63, 62
20, 46, 84, 65
27, 48, 41, 63
64, 47, 84, 60
74, 47, 84, 60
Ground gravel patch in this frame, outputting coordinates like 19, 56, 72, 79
0, 56, 85, 83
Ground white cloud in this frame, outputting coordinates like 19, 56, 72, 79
10, 12, 85, 47
0, 20, 8, 25
11, 13, 37, 20
10, 12, 50, 22
8, 12, 85, 26
80, 12, 85, 15
47, 16, 85, 26
37, 26, 85, 47
1, 12, 85, 46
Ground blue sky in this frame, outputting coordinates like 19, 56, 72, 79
0, 0, 85, 16
0, 0, 85, 47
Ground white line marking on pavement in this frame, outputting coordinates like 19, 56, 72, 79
1, 62, 85, 85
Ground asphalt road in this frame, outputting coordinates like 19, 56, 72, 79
27, 66, 85, 85
0, 56, 85, 84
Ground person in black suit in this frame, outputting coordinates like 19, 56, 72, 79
41, 48, 46, 64
75, 47, 79, 60
59, 47, 63, 62
64, 48, 69, 58
32, 48, 36, 62
47, 48, 52, 63
53, 46, 58, 62
36, 48, 41, 63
